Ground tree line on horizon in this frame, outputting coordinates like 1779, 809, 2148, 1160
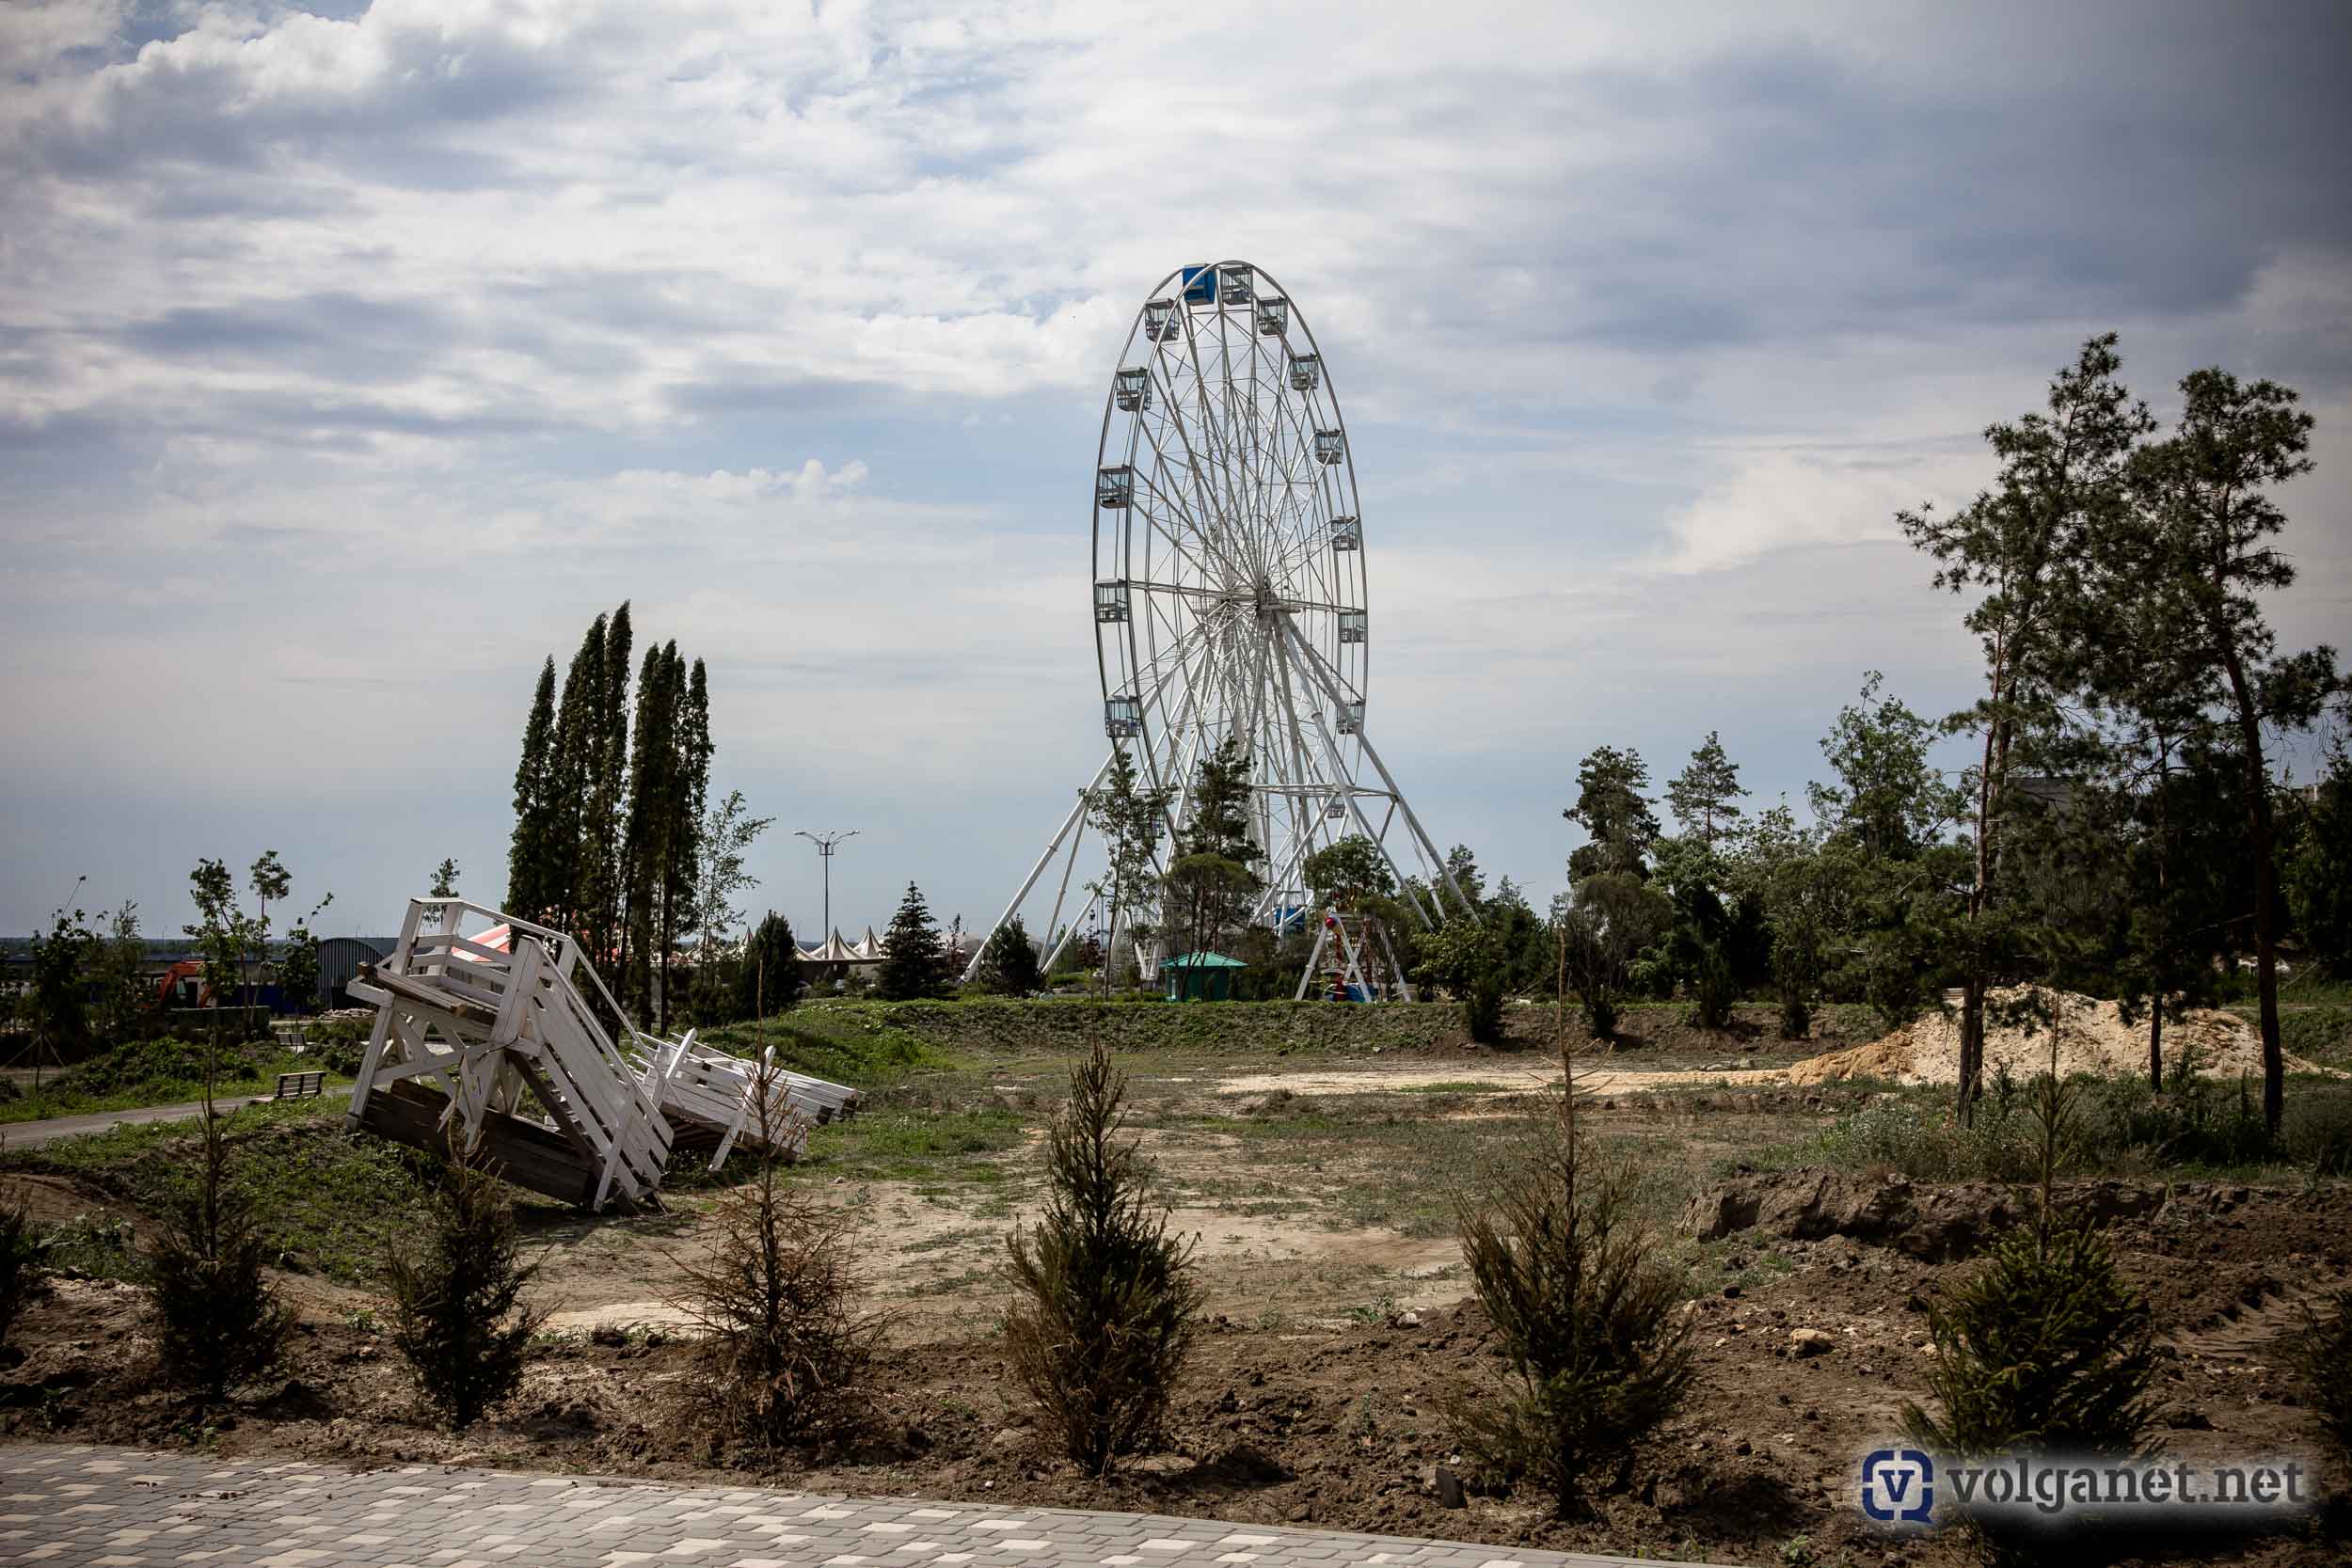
1385, 335, 2346, 1136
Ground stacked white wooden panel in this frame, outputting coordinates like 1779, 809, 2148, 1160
345, 898, 676, 1210
638, 1034, 861, 1170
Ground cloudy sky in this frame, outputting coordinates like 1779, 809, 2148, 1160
3, 0, 2347, 942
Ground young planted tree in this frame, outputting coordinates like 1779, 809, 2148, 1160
152, 869, 292, 1400
1664, 731, 1746, 849
977, 917, 1044, 995
1083, 748, 1174, 996
2127, 369, 2336, 1132
388, 1141, 546, 1429
1902, 1066, 2158, 1532
1562, 746, 1660, 882
2295, 1289, 2352, 1462
247, 850, 290, 1014
1004, 1038, 1201, 1474
1900, 336, 2153, 1124
0, 1197, 51, 1355
733, 911, 804, 1022
1453, 928, 1693, 1512
878, 882, 949, 1001
676, 1033, 878, 1449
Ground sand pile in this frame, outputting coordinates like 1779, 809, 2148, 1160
1788, 988, 2334, 1086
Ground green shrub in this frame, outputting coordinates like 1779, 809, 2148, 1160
2293, 1289, 2352, 1460
1452, 1113, 1694, 1513
0, 1199, 52, 1351
2282, 1091, 2352, 1177
388, 1143, 546, 1429
674, 1118, 876, 1449
1777, 993, 1812, 1041
1688, 944, 1738, 1030
1903, 1218, 2157, 1461
1902, 1075, 2158, 1549
1004, 1039, 1201, 1475
150, 1117, 292, 1400
1463, 972, 1506, 1044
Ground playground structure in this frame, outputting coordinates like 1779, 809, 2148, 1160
345, 898, 856, 1210
967, 260, 1469, 989
1295, 907, 1414, 1003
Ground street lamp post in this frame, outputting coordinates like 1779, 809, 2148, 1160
794, 830, 859, 939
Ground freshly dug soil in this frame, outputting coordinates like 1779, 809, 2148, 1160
1788, 988, 2338, 1086
8, 1180, 2349, 1567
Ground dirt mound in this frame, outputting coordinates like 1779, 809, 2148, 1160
1686, 1166, 2173, 1261
1786, 988, 2335, 1085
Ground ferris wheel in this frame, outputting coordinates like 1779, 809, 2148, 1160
969, 260, 1467, 979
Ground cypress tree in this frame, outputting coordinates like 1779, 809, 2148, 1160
662, 652, 710, 1027
505, 657, 559, 922
622, 641, 675, 1018
583, 601, 633, 970
549, 614, 607, 942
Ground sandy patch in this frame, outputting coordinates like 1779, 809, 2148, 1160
1787, 987, 2340, 1086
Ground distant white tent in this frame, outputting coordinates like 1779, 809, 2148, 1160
800, 928, 865, 966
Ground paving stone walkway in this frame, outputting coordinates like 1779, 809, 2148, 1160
0, 1445, 1727, 1568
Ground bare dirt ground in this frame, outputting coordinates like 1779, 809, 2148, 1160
4, 1027, 2347, 1567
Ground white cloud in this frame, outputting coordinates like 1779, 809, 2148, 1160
2, 0, 2348, 931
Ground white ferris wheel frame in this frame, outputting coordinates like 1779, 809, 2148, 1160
963, 260, 1469, 982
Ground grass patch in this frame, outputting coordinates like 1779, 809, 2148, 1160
3, 1099, 451, 1286
1739, 1073, 2352, 1182
0, 1037, 339, 1125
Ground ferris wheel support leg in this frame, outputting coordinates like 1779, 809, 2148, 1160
1277, 616, 1470, 919
1275, 626, 1437, 930
1294, 917, 1331, 1001
961, 752, 1113, 983
1349, 723, 1471, 917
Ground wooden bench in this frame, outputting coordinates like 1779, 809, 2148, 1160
275, 1069, 326, 1101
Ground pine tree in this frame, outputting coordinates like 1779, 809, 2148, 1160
878, 882, 948, 1001
388, 1140, 545, 1430
1663, 731, 1745, 848
1004, 1038, 1201, 1474
505, 657, 558, 921
1900, 335, 2153, 1125
734, 911, 803, 1022
1562, 746, 1659, 882
1902, 1069, 2158, 1539
2125, 369, 2334, 1133
977, 917, 1043, 995
1164, 736, 1259, 996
